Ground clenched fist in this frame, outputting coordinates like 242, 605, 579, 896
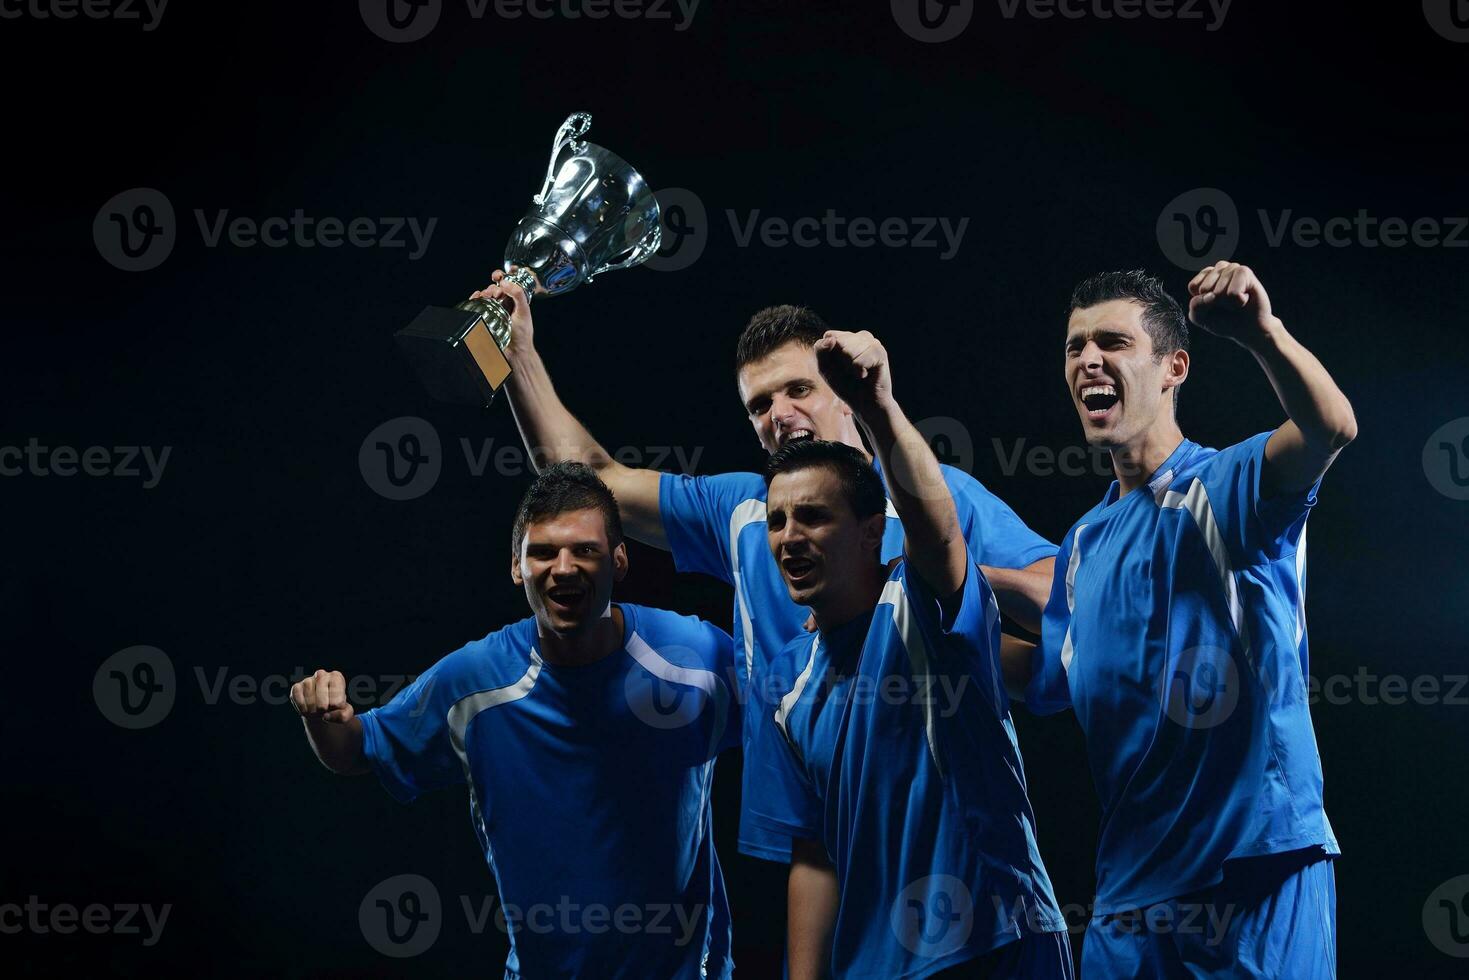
1187, 261, 1282, 346
290, 669, 354, 724
814, 329, 895, 420
468, 266, 545, 361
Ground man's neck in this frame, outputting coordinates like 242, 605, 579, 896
811, 569, 887, 634
538, 605, 625, 667
1111, 420, 1185, 497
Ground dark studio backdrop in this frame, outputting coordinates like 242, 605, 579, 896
4, 1, 1468, 976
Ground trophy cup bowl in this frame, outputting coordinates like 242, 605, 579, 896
394, 112, 662, 407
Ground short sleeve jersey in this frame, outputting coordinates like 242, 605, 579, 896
749, 558, 1065, 977
660, 458, 1056, 862
359, 604, 740, 979
1028, 434, 1340, 914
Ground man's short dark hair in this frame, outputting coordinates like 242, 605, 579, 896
763, 440, 886, 526
1069, 269, 1190, 359
735, 305, 832, 371
510, 461, 625, 555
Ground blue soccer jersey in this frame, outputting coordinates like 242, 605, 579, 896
359, 604, 739, 980
660, 459, 1056, 862
1028, 433, 1340, 914
749, 558, 1066, 979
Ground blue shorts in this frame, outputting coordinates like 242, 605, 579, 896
1083, 851, 1336, 979
927, 928, 1075, 979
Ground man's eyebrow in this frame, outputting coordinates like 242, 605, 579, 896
1067, 328, 1131, 345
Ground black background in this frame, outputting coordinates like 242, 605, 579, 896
4, 0, 1468, 976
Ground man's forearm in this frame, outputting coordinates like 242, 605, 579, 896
982, 558, 1054, 634
302, 716, 368, 775
503, 344, 671, 547
1245, 321, 1358, 455
859, 403, 964, 593
504, 346, 617, 473
787, 848, 839, 980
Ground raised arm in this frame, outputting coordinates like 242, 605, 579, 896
290, 669, 369, 775
1187, 262, 1358, 496
472, 272, 667, 548
787, 837, 839, 980
815, 330, 966, 596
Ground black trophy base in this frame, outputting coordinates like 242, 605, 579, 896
394, 306, 512, 408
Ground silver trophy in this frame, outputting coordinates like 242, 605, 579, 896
395, 112, 662, 406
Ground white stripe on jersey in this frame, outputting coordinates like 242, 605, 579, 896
879, 577, 944, 778
774, 634, 820, 759
1161, 480, 1257, 677
626, 628, 733, 764
1060, 524, 1092, 674
1294, 522, 1309, 646
447, 652, 544, 862
728, 498, 767, 679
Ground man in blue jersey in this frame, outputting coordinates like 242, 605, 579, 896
1023, 263, 1356, 978
749, 330, 1072, 979
290, 463, 738, 979
472, 270, 1057, 865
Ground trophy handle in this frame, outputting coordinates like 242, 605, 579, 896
533, 112, 593, 207
586, 222, 663, 282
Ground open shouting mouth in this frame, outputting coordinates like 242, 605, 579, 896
1080, 382, 1120, 423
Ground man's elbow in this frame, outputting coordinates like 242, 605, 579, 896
1329, 406, 1359, 452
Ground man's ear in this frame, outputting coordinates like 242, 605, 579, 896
1163, 348, 1190, 392
510, 550, 524, 587
612, 541, 629, 583
861, 512, 886, 557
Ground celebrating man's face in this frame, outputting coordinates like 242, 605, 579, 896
1064, 299, 1187, 450
511, 507, 627, 636
738, 341, 856, 454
